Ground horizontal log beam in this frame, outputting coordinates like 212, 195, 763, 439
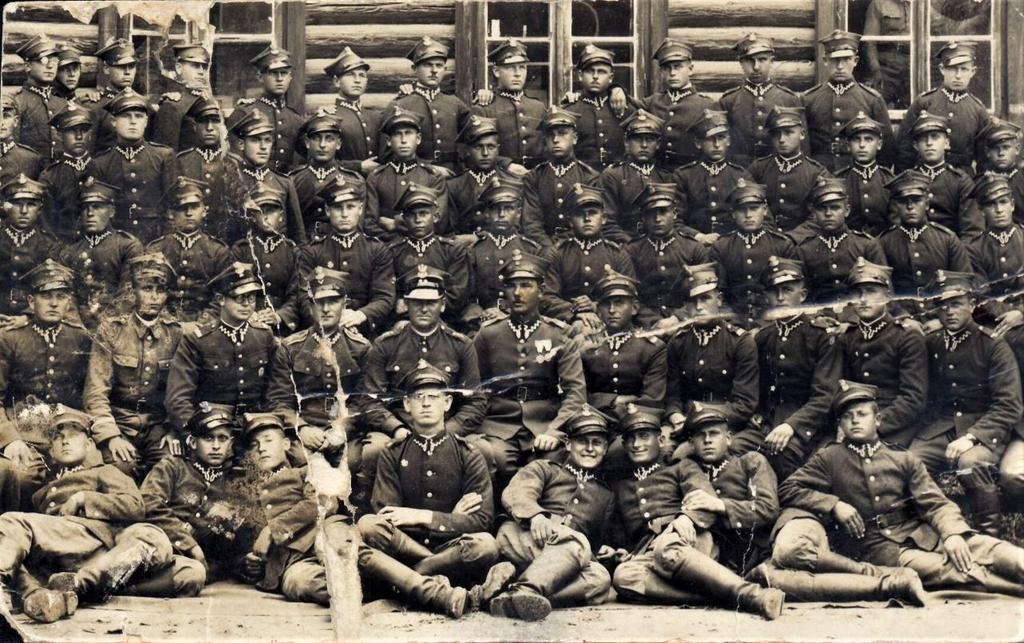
305, 24, 454, 60
667, 0, 815, 29
305, 57, 455, 94
4, 31, 99, 56
690, 60, 816, 92
667, 27, 815, 61
305, 0, 455, 26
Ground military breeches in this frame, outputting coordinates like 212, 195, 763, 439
102, 411, 174, 480
908, 435, 1003, 489
999, 438, 1024, 508
897, 534, 1024, 590
771, 518, 833, 572
730, 429, 819, 481
612, 529, 717, 604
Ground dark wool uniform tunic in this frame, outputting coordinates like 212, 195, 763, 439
0, 226, 60, 315
896, 88, 991, 171
749, 154, 831, 233
542, 237, 637, 322
801, 81, 894, 172
879, 222, 971, 294
640, 88, 715, 170
626, 233, 710, 326
39, 153, 90, 242
231, 233, 301, 332
231, 94, 304, 174
59, 230, 144, 327
796, 227, 888, 303
835, 163, 895, 236
473, 91, 547, 168
718, 82, 804, 166
581, 331, 667, 419
329, 98, 381, 172
87, 142, 176, 243
520, 159, 600, 247
14, 79, 67, 159
673, 160, 753, 235
147, 232, 231, 321
363, 160, 448, 241
598, 162, 675, 242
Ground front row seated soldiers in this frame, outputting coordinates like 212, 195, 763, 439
730, 257, 840, 480
0, 174, 59, 317
83, 253, 183, 480
241, 412, 472, 617
147, 177, 231, 323
673, 109, 752, 241
710, 180, 797, 324
796, 177, 887, 304
663, 264, 759, 452
265, 267, 373, 487
164, 262, 277, 453
387, 185, 471, 327
910, 271, 1023, 537
463, 176, 545, 327
0, 260, 91, 508
489, 411, 615, 621
542, 184, 637, 330
231, 185, 301, 334
290, 111, 364, 239
609, 406, 786, 620
749, 106, 830, 239
59, 177, 144, 330
0, 406, 182, 624
906, 111, 982, 238
599, 109, 673, 243
88, 90, 175, 244
473, 251, 587, 483
837, 259, 928, 448
879, 170, 971, 296
834, 112, 894, 237
140, 408, 251, 594
358, 361, 515, 610
626, 182, 709, 328
521, 107, 600, 249
779, 380, 1024, 598
364, 107, 449, 241
300, 175, 395, 337
362, 266, 485, 488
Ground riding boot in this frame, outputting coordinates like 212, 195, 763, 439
970, 485, 1004, 537
357, 547, 467, 618
659, 546, 784, 620
748, 562, 928, 606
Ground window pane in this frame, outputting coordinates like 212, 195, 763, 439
929, 39, 992, 106
525, 64, 551, 104
210, 1, 272, 34
487, 1, 550, 38
211, 42, 268, 102
855, 41, 913, 110
930, 0, 992, 36
849, 0, 912, 36
571, 0, 633, 38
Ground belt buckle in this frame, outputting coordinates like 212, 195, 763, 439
515, 386, 529, 402
433, 149, 441, 161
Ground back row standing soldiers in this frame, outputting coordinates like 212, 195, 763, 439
231, 46, 303, 175
151, 42, 211, 153
89, 38, 141, 153
12, 36, 68, 160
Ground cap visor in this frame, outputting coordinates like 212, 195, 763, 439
312, 288, 344, 301
828, 50, 857, 58
944, 54, 974, 67
688, 283, 718, 298
497, 55, 529, 65
404, 288, 444, 301
229, 282, 263, 297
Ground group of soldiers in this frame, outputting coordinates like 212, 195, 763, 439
0, 24, 1023, 625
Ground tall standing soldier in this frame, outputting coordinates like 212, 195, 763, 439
719, 33, 805, 167
801, 30, 893, 173
290, 111, 365, 239
173, 97, 233, 240
12, 35, 67, 160
88, 39, 141, 153
231, 46, 303, 175
834, 112, 895, 237
0, 94, 44, 185
446, 115, 516, 239
323, 47, 381, 176
151, 42, 211, 153
40, 104, 94, 242
83, 252, 184, 479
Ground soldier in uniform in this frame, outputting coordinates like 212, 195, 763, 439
0, 93, 44, 185
299, 175, 395, 337
674, 109, 754, 243
879, 170, 971, 296
52, 44, 84, 104
364, 107, 449, 242
40, 104, 93, 241
82, 252, 183, 480
362, 266, 486, 480
0, 174, 60, 317
87, 90, 175, 244
139, 408, 254, 593
980, 118, 1024, 223
626, 182, 710, 328
710, 181, 798, 325
473, 252, 587, 483
640, 39, 715, 171
173, 97, 232, 240
795, 177, 888, 303
599, 109, 673, 243
446, 115, 517, 240
489, 411, 614, 621
0, 260, 91, 505
608, 405, 785, 619
323, 47, 381, 175
719, 33, 805, 167
357, 360, 512, 605
163, 262, 277, 450
896, 42, 990, 173
12, 35, 67, 160
966, 173, 1024, 309
230, 46, 303, 174
0, 407, 179, 624
379, 37, 470, 173
88, 38, 140, 153
147, 177, 231, 322
472, 39, 547, 169
834, 112, 895, 236
749, 106, 831, 239
58, 176, 144, 329
662, 264, 759, 451
560, 44, 635, 172
151, 42, 211, 153
729, 257, 841, 480
779, 380, 1024, 596
520, 107, 600, 249
904, 111, 982, 237
801, 30, 893, 172
290, 111, 364, 239
222, 110, 306, 244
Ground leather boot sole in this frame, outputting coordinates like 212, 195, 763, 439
445, 586, 468, 619
468, 562, 517, 611
757, 587, 785, 620
509, 590, 552, 622
22, 589, 77, 623
889, 569, 930, 607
